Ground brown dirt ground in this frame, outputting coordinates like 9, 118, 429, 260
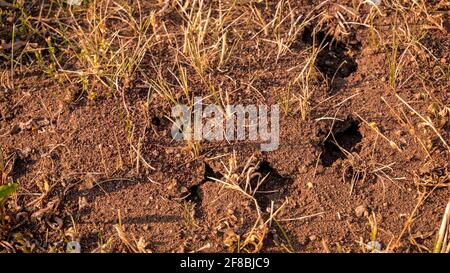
0, 0, 449, 253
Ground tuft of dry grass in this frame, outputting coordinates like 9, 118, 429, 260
434, 199, 450, 253
210, 152, 288, 252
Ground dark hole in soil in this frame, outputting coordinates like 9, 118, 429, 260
444, 18, 450, 32
50, 152, 59, 161
301, 26, 334, 45
185, 163, 219, 204
151, 116, 161, 127
150, 115, 171, 132
321, 119, 362, 167
10, 154, 33, 180
300, 26, 358, 81
254, 161, 291, 209
186, 184, 201, 203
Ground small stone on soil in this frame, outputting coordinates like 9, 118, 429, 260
299, 165, 308, 174
355, 205, 367, 218
78, 197, 88, 210
54, 217, 63, 228
366, 241, 382, 252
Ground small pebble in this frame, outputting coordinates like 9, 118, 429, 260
66, 241, 81, 253
367, 0, 381, 6
355, 205, 367, 218
78, 197, 88, 210
299, 165, 308, 174
65, 0, 82, 6
366, 241, 382, 252
54, 217, 63, 228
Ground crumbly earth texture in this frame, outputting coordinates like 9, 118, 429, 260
0, 0, 449, 253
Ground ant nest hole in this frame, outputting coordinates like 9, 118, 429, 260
300, 25, 360, 89
320, 118, 363, 167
